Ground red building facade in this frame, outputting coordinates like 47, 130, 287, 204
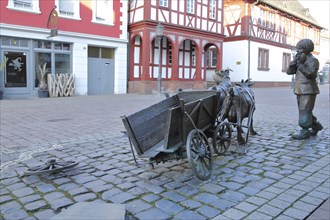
128, 0, 226, 93
0, 0, 128, 97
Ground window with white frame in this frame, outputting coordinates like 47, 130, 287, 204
258, 9, 266, 27
268, 12, 274, 29
159, 0, 168, 7
186, 0, 194, 14
92, 0, 113, 25
258, 48, 269, 70
7, 0, 40, 13
210, 48, 217, 67
209, 0, 216, 19
56, 0, 80, 19
282, 52, 291, 72
205, 47, 217, 68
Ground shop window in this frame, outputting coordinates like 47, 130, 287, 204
54, 42, 70, 50
34, 40, 72, 87
7, 0, 40, 13
92, 0, 113, 25
1, 37, 28, 47
258, 48, 269, 71
282, 52, 291, 72
55, 54, 70, 74
35, 41, 51, 49
35, 52, 51, 88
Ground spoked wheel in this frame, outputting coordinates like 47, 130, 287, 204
24, 159, 79, 175
186, 129, 213, 180
213, 122, 232, 155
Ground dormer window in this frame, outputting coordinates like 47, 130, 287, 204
303, 8, 310, 17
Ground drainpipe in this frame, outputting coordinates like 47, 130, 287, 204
248, 0, 260, 79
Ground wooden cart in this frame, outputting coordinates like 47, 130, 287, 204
122, 90, 221, 180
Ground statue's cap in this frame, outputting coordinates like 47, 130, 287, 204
296, 39, 314, 53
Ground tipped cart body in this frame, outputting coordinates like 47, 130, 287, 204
122, 91, 220, 180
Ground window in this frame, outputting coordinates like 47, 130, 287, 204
258, 9, 266, 27
258, 48, 269, 70
210, 48, 217, 67
209, 0, 216, 19
34, 40, 72, 88
282, 52, 291, 72
268, 12, 274, 29
205, 47, 217, 68
92, 0, 113, 25
168, 44, 172, 65
56, 0, 80, 19
192, 47, 196, 66
88, 47, 114, 59
7, 0, 40, 13
159, 0, 168, 7
55, 54, 70, 73
1, 37, 28, 47
35, 52, 51, 88
186, 0, 194, 14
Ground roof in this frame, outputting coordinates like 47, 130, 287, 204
258, 0, 324, 29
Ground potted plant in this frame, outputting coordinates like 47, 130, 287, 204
37, 63, 49, 98
0, 57, 8, 100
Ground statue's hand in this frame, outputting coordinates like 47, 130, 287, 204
298, 53, 307, 64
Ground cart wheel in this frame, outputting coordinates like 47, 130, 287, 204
186, 129, 213, 180
24, 159, 79, 175
213, 122, 232, 155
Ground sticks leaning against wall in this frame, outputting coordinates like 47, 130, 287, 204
48, 73, 75, 97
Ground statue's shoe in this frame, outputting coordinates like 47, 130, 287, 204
311, 122, 323, 136
292, 130, 310, 140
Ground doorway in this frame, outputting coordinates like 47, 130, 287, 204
87, 46, 115, 95
88, 58, 114, 95
1, 50, 31, 94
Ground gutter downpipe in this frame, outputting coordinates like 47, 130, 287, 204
248, 0, 260, 79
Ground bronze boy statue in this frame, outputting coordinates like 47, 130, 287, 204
286, 38, 323, 140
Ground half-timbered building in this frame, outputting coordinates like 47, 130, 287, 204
0, 0, 128, 98
223, 0, 324, 86
128, 0, 226, 93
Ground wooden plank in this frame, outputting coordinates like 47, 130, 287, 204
124, 96, 179, 154
121, 116, 143, 155
177, 90, 217, 103
164, 93, 219, 150
164, 107, 183, 150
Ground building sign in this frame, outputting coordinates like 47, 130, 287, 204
47, 6, 58, 37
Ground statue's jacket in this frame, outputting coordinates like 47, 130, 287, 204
286, 54, 320, 95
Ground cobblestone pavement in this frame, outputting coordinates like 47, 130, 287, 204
1, 86, 329, 220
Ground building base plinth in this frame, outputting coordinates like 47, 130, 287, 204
128, 80, 207, 94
